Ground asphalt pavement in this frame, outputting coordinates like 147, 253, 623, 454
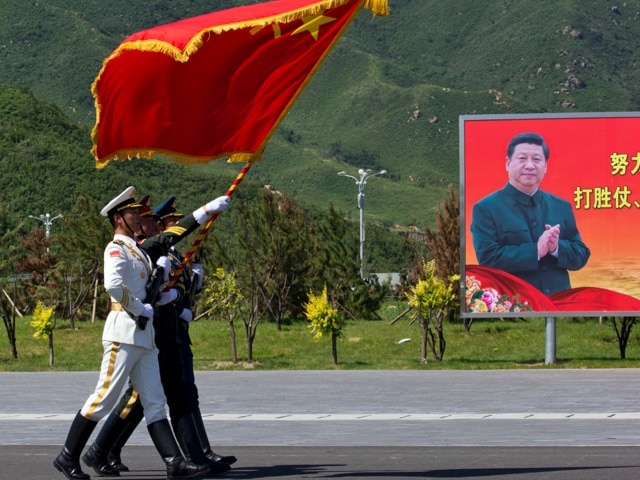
1, 369, 640, 479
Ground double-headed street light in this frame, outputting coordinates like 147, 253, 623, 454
29, 213, 63, 238
337, 168, 387, 279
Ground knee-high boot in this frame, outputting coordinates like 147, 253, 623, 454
53, 411, 97, 480
191, 406, 237, 465
171, 413, 230, 475
107, 400, 145, 471
82, 409, 136, 476
147, 418, 211, 480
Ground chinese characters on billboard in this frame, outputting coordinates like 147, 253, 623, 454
461, 113, 640, 317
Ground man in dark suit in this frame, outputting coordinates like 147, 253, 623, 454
471, 132, 590, 295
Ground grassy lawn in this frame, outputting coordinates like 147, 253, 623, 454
2, 301, 639, 371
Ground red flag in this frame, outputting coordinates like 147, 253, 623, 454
91, 0, 389, 168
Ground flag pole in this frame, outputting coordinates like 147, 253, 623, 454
166, 160, 253, 288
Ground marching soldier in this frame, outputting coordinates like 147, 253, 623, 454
155, 197, 237, 468
53, 186, 210, 480
79, 193, 232, 477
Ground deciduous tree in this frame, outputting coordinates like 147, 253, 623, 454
0, 202, 22, 359
202, 267, 244, 364
610, 316, 637, 359
420, 184, 465, 329
56, 194, 111, 327
406, 260, 458, 364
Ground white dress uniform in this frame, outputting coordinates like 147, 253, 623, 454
53, 186, 216, 480
80, 229, 167, 424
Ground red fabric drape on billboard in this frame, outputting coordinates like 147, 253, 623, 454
91, 0, 389, 167
466, 264, 640, 314
549, 287, 640, 313
466, 265, 558, 312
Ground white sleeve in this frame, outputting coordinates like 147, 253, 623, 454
103, 243, 145, 316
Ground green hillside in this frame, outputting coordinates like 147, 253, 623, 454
0, 84, 254, 214
1, 0, 639, 231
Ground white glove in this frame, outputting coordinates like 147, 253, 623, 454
156, 256, 172, 282
206, 195, 230, 214
193, 196, 230, 224
141, 303, 154, 319
156, 289, 178, 306
191, 263, 204, 290
179, 308, 193, 323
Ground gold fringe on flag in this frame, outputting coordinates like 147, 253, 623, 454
364, 0, 390, 16
100, 0, 391, 64
93, 148, 260, 168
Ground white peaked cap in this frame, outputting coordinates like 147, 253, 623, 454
100, 186, 142, 217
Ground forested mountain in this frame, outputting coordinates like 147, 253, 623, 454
1, 0, 638, 234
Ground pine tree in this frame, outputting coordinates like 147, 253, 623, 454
422, 184, 463, 327
314, 204, 384, 320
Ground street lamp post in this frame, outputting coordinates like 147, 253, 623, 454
29, 213, 63, 240
337, 168, 387, 279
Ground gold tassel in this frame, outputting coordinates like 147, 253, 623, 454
364, 0, 390, 16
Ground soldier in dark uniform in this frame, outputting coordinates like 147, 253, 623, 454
53, 187, 210, 480
81, 194, 233, 477
155, 197, 238, 468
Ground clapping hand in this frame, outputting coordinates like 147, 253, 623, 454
537, 224, 560, 258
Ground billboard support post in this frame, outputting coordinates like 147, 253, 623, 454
545, 317, 556, 364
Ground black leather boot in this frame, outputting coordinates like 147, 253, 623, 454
107, 400, 144, 472
148, 418, 211, 479
82, 410, 134, 476
192, 406, 237, 465
172, 413, 231, 476
53, 412, 97, 480
204, 448, 237, 466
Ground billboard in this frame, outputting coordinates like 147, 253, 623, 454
461, 112, 640, 317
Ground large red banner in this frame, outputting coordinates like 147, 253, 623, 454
461, 113, 640, 317
91, 0, 389, 167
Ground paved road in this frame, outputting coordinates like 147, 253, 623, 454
1, 369, 640, 479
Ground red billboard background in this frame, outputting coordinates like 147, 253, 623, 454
462, 113, 640, 315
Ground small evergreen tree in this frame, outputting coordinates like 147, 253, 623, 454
31, 300, 55, 366
304, 284, 344, 365
313, 204, 384, 320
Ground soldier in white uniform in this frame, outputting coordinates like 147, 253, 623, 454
53, 186, 210, 480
